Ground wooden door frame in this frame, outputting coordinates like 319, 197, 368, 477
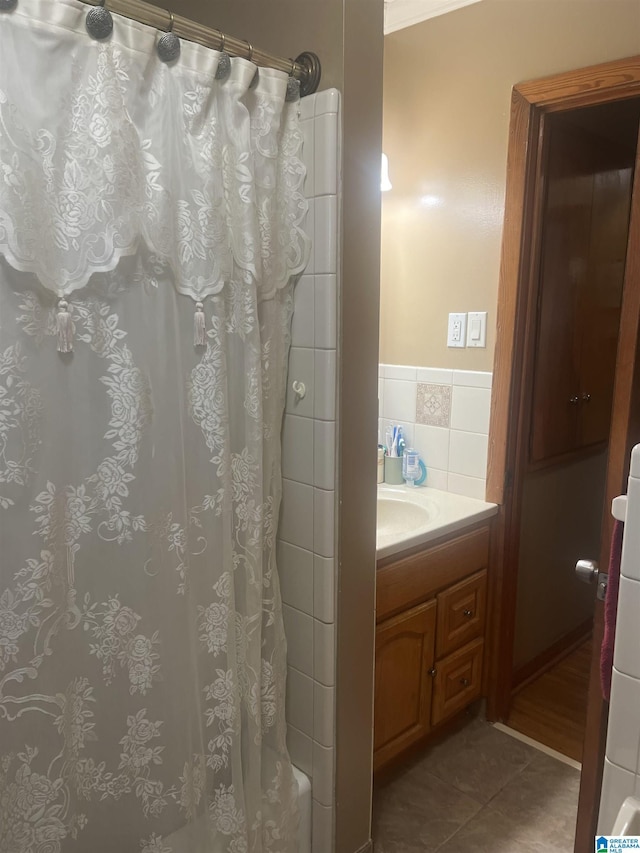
485, 54, 640, 852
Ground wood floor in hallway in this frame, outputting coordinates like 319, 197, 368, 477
507, 638, 593, 762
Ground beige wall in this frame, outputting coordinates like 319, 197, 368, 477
175, 0, 345, 91
381, 0, 640, 371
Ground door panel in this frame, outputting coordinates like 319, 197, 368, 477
575, 124, 640, 852
579, 167, 633, 447
530, 120, 632, 463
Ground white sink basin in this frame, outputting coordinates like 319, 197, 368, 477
376, 484, 498, 559
377, 498, 432, 536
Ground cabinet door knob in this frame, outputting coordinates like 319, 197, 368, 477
569, 395, 579, 404
581, 393, 591, 402
463, 609, 473, 618
428, 667, 437, 677
460, 677, 470, 687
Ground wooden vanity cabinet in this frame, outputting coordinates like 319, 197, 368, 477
374, 600, 436, 769
374, 525, 490, 773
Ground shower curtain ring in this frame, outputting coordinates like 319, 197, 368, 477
157, 10, 180, 61
246, 41, 259, 89
215, 30, 231, 80
86, 0, 113, 40
285, 57, 300, 101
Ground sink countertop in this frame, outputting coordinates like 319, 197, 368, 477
377, 484, 498, 560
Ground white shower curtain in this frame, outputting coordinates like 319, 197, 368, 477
0, 2, 310, 851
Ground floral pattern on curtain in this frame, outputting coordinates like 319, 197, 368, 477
0, 2, 310, 852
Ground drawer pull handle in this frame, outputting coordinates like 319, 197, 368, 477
428, 667, 437, 677
463, 609, 473, 618
460, 677, 470, 687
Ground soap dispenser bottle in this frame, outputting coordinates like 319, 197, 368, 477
402, 449, 427, 487
402, 449, 420, 486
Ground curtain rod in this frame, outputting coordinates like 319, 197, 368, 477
81, 0, 322, 96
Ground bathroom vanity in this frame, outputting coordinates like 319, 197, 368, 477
374, 487, 497, 773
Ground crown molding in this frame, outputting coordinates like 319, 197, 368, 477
384, 0, 482, 34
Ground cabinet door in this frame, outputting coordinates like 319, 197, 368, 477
530, 122, 588, 462
432, 637, 484, 728
374, 599, 436, 771
577, 166, 631, 447
530, 118, 631, 463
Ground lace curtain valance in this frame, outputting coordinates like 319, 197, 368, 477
0, 0, 310, 302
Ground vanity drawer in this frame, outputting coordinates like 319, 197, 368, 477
436, 569, 487, 658
431, 637, 484, 727
376, 526, 490, 622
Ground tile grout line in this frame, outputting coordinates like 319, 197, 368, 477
427, 753, 534, 852
430, 787, 484, 853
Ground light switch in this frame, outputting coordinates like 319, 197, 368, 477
466, 312, 487, 348
447, 313, 467, 348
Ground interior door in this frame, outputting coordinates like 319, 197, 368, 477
574, 124, 640, 853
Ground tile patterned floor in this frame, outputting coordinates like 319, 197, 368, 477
373, 717, 581, 853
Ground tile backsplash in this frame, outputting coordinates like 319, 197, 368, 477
379, 364, 492, 501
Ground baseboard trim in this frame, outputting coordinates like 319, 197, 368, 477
512, 618, 592, 693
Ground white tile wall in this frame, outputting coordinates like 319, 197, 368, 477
621, 476, 640, 582
450, 386, 492, 434
287, 725, 312, 777
313, 799, 335, 852
600, 759, 637, 834
312, 742, 335, 806
606, 669, 640, 774
278, 88, 340, 853
286, 666, 315, 735
283, 605, 314, 675
599, 448, 640, 833
613, 576, 640, 680
382, 378, 417, 423
291, 275, 315, 348
313, 682, 335, 746
379, 364, 492, 498
315, 275, 337, 350
313, 555, 335, 624
449, 431, 489, 480
278, 542, 313, 615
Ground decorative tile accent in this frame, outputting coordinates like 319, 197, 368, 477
380, 365, 492, 496
416, 382, 452, 428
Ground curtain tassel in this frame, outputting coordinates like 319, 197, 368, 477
194, 301, 206, 347
56, 299, 73, 353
